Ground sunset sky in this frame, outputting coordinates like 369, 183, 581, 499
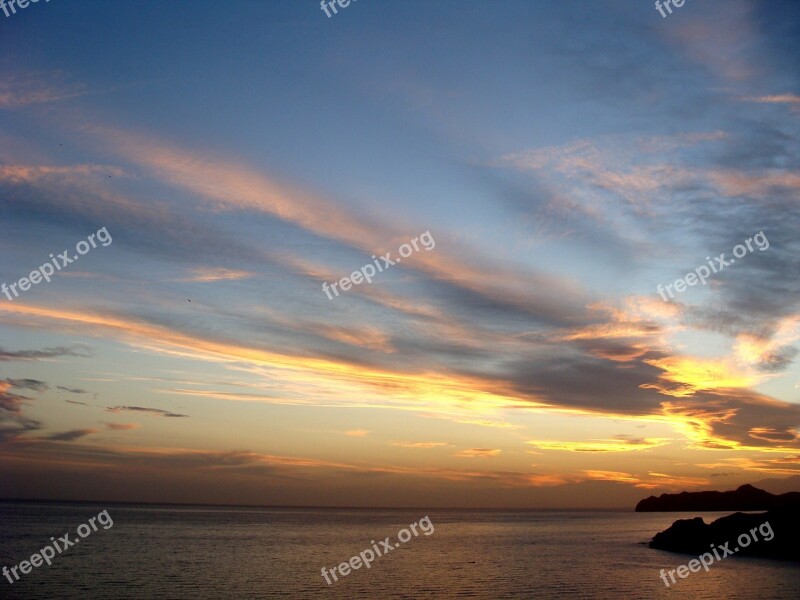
1, 0, 799, 508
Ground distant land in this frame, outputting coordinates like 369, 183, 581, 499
635, 484, 800, 512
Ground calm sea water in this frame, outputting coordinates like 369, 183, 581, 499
1, 502, 798, 599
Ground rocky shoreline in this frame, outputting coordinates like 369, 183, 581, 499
641, 485, 800, 561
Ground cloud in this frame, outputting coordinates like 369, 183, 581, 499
660, 391, 800, 451
0, 441, 553, 491
0, 345, 91, 361
5, 379, 48, 392
734, 317, 800, 373
103, 422, 139, 431
180, 268, 255, 282
0, 379, 48, 416
455, 448, 501, 458
55, 118, 597, 333
393, 441, 451, 448
0, 71, 89, 109
107, 406, 189, 418
581, 470, 639, 484
57, 386, 90, 394
661, 0, 761, 82
0, 164, 124, 183
642, 356, 759, 397
344, 429, 369, 437
526, 437, 670, 453
0, 303, 536, 421
0, 381, 31, 415
748, 428, 799, 444
0, 416, 42, 443
698, 456, 800, 477
581, 470, 709, 490
3, 294, 798, 455
43, 429, 99, 442
0, 163, 279, 277
739, 94, 800, 108
0, 379, 46, 442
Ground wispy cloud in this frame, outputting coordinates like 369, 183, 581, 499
0, 71, 89, 108
455, 448, 502, 458
0, 164, 124, 183
103, 422, 140, 431
43, 428, 98, 442
393, 441, 451, 448
180, 268, 255, 282
0, 380, 32, 415
5, 378, 48, 392
527, 437, 670, 453
739, 94, 800, 108
57, 386, 90, 394
0, 345, 91, 362
107, 406, 188, 418
344, 429, 369, 437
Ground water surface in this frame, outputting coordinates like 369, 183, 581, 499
1, 502, 797, 599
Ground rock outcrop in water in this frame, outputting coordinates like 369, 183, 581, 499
635, 484, 800, 512
648, 508, 800, 560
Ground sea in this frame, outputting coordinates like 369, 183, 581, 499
1, 502, 798, 599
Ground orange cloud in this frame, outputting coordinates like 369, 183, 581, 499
708, 170, 800, 196
0, 441, 575, 490
582, 470, 639, 483
344, 429, 369, 437
57, 119, 594, 331
525, 474, 574, 486
455, 448, 501, 458
643, 356, 758, 397
0, 164, 124, 183
739, 94, 800, 107
527, 437, 670, 453
734, 316, 800, 369
0, 72, 90, 108
0, 303, 538, 420
104, 423, 139, 431
393, 441, 451, 448
581, 470, 708, 490
699, 456, 800, 476
748, 428, 799, 443
180, 268, 254, 282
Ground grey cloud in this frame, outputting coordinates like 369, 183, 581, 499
0, 345, 91, 361
5, 378, 48, 392
44, 428, 98, 442
57, 386, 90, 394
107, 405, 188, 418
65, 399, 90, 406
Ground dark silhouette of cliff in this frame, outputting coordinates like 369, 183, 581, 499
635, 484, 800, 512
649, 508, 800, 560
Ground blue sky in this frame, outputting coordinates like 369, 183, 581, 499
1, 0, 799, 507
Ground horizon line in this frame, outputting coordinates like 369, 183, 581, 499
0, 497, 634, 512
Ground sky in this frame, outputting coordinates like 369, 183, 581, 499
1, 0, 799, 508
